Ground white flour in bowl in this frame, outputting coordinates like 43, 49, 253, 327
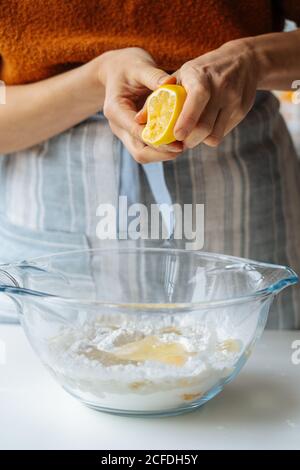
45, 313, 244, 412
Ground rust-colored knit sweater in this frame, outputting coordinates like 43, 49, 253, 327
0, 0, 299, 85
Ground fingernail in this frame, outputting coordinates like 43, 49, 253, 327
158, 75, 168, 85
175, 128, 187, 141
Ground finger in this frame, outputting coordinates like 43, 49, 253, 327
135, 101, 148, 124
203, 107, 234, 147
128, 137, 181, 163
132, 142, 181, 163
159, 142, 184, 153
223, 109, 246, 136
184, 101, 220, 148
106, 96, 184, 154
104, 89, 144, 142
174, 70, 211, 141
112, 124, 182, 163
137, 65, 176, 91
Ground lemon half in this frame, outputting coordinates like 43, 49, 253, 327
142, 84, 187, 147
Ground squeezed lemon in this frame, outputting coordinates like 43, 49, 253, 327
142, 84, 187, 147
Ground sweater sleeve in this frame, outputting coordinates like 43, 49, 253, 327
282, 1, 300, 24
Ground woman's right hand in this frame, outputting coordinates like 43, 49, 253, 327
98, 47, 183, 163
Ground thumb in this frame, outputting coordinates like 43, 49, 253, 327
139, 65, 176, 91
135, 102, 147, 124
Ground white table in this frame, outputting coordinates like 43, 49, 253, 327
0, 325, 299, 450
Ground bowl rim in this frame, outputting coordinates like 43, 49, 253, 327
0, 247, 298, 310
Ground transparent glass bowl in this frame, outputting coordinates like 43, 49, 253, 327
0, 248, 298, 417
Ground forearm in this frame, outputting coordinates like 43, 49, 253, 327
0, 57, 104, 154
246, 29, 300, 90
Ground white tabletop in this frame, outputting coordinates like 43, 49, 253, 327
0, 325, 299, 450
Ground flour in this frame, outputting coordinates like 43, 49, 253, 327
45, 312, 244, 412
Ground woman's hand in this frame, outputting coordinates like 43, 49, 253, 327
172, 39, 258, 148
99, 47, 183, 163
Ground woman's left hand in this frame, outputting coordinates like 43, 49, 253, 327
173, 38, 258, 148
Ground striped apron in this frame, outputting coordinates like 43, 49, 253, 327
0, 91, 299, 328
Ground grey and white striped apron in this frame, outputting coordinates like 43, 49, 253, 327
0, 91, 299, 328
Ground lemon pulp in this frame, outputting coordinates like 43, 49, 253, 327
142, 84, 187, 147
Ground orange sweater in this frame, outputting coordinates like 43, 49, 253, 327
0, 0, 299, 85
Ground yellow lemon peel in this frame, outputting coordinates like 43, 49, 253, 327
142, 84, 187, 147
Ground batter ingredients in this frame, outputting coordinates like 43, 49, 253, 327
46, 313, 244, 412
113, 335, 195, 366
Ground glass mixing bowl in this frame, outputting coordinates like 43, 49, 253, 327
0, 248, 298, 417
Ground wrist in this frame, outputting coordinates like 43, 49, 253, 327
73, 57, 106, 109
96, 50, 120, 87
239, 31, 300, 91
220, 37, 262, 87
241, 36, 269, 90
